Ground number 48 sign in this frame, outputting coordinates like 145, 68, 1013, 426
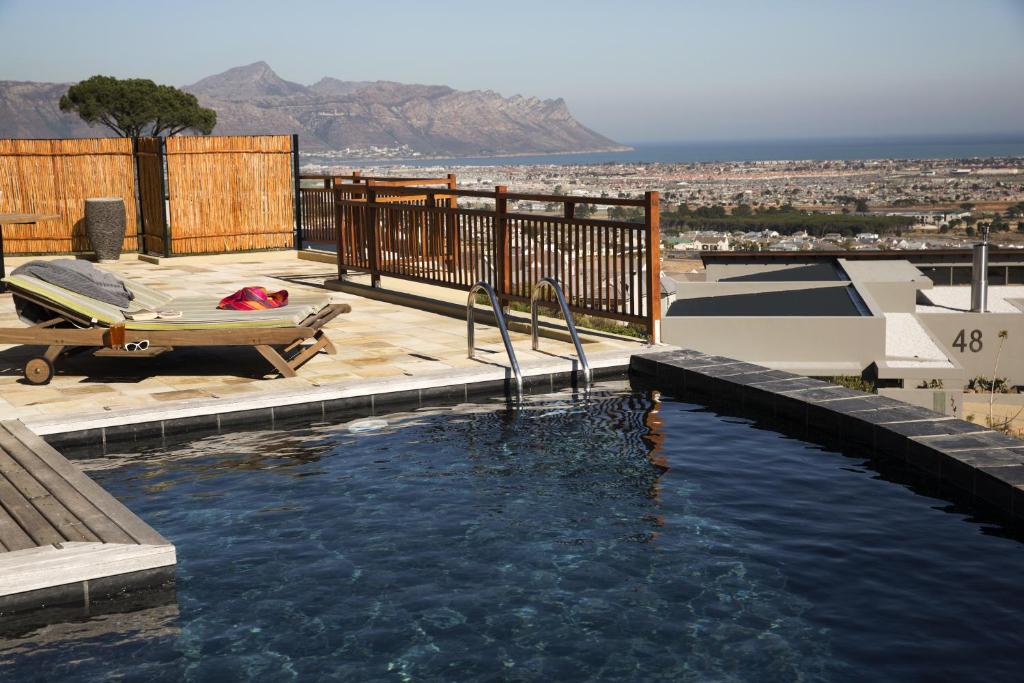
953, 329, 983, 353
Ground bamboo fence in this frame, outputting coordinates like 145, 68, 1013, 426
0, 138, 139, 254
164, 135, 295, 254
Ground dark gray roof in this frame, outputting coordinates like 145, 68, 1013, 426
666, 286, 865, 317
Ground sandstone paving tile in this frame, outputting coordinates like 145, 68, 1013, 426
150, 389, 217, 402
57, 384, 119, 397
4, 388, 67, 407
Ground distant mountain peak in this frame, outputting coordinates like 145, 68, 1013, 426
187, 62, 309, 100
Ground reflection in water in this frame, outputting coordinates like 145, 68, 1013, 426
0, 595, 179, 662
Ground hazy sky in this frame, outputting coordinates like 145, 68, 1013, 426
1, 0, 1022, 143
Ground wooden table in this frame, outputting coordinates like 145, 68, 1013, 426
0, 213, 60, 293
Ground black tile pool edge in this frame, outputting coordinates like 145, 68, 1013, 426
45, 365, 630, 455
630, 349, 1024, 529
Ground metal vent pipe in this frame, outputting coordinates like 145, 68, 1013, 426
970, 225, 990, 313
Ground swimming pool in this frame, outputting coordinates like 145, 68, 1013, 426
2, 383, 1023, 680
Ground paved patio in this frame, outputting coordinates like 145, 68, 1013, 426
0, 251, 644, 433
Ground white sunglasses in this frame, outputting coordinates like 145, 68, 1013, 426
124, 340, 150, 352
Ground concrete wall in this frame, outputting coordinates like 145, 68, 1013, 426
917, 313, 1024, 388
662, 314, 885, 371
704, 262, 826, 282
857, 281, 920, 313
839, 258, 930, 313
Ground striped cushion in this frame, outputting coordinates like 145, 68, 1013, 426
4, 273, 125, 324
125, 293, 329, 330
3, 274, 330, 330
127, 281, 175, 310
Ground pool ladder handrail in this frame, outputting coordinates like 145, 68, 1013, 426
530, 277, 592, 385
467, 281, 523, 395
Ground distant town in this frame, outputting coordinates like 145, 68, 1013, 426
303, 155, 1024, 257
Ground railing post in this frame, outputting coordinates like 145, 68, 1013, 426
644, 191, 661, 344
564, 201, 575, 219
366, 183, 381, 288
158, 136, 170, 258
130, 136, 145, 255
495, 185, 510, 305
425, 190, 437, 267
334, 184, 347, 278
291, 134, 302, 251
447, 173, 460, 270
442, 175, 458, 270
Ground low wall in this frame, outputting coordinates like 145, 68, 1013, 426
662, 314, 885, 373
918, 312, 1024, 387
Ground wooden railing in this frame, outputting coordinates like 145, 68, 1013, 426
335, 184, 661, 341
298, 173, 456, 248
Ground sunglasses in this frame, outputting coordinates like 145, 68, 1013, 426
124, 340, 150, 352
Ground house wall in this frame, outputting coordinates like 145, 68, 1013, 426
917, 313, 1024, 387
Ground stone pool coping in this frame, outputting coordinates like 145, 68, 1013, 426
631, 349, 1024, 527
41, 350, 634, 452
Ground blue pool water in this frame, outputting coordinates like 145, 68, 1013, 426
2, 386, 1024, 681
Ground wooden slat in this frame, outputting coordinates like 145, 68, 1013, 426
255, 345, 298, 378
0, 468, 64, 547
2, 421, 169, 546
0, 447, 96, 543
0, 542, 175, 597
0, 426, 135, 544
0, 500, 35, 552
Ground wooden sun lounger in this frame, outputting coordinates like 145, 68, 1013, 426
0, 284, 350, 385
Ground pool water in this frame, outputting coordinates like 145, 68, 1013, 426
2, 385, 1024, 681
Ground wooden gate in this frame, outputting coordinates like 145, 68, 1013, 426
135, 137, 167, 256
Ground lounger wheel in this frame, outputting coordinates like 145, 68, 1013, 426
24, 356, 54, 385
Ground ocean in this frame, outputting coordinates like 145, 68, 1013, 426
339, 133, 1024, 167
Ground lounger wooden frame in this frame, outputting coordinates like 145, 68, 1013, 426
0, 286, 351, 384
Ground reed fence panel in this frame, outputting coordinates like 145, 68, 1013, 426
164, 135, 295, 254
0, 138, 139, 254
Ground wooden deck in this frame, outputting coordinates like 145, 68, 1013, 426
0, 420, 175, 614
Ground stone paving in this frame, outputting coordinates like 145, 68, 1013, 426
0, 251, 643, 428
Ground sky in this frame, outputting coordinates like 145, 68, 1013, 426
1, 0, 1022, 143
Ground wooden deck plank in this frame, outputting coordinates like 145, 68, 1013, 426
2, 421, 169, 546
0, 426, 135, 545
0, 542, 159, 573
0, 542, 176, 597
0, 467, 65, 547
0, 503, 36, 552
0, 445, 97, 543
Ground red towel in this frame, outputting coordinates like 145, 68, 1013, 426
218, 286, 289, 311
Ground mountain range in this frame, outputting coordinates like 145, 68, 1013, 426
0, 62, 627, 159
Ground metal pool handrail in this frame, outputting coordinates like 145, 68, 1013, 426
530, 277, 592, 385
467, 281, 523, 395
